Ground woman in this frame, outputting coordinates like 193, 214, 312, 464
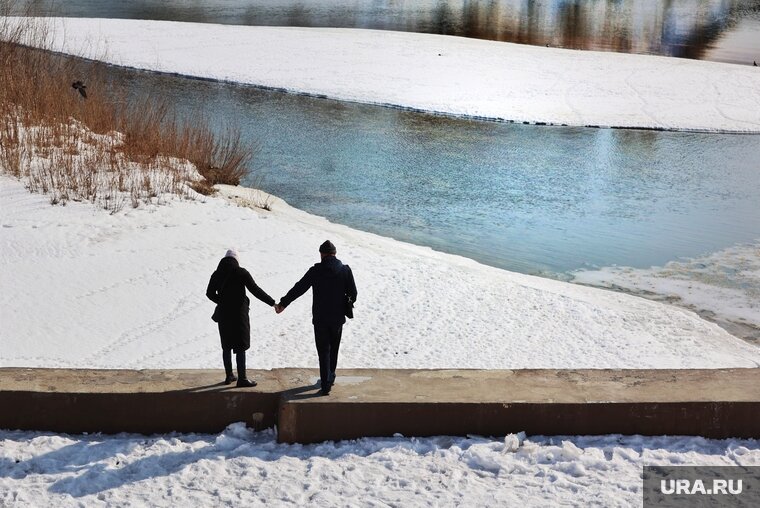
206, 249, 275, 387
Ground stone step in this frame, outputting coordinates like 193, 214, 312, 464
277, 368, 760, 443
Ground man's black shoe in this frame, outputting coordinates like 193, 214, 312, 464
319, 388, 331, 396
236, 378, 257, 388
224, 374, 237, 385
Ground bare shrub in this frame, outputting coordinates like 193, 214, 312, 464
188, 179, 217, 196
0, 6, 257, 210
0, 118, 24, 175
184, 124, 254, 186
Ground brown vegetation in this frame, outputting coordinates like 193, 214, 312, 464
0, 6, 255, 212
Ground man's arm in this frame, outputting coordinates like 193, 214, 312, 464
279, 267, 316, 309
243, 269, 275, 307
345, 265, 357, 302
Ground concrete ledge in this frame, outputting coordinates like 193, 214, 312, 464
276, 368, 760, 443
1, 368, 758, 442
278, 401, 758, 443
0, 369, 287, 434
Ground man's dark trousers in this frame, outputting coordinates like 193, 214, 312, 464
314, 323, 342, 389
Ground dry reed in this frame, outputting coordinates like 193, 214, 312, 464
0, 4, 255, 213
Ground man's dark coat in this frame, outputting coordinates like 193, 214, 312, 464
280, 256, 357, 324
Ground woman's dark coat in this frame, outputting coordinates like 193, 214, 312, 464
206, 256, 274, 351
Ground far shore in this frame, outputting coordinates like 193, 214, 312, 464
7, 16, 760, 133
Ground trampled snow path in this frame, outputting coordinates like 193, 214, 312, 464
8, 17, 760, 133
1, 175, 759, 370
1, 424, 758, 507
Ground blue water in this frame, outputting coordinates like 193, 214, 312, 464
44, 0, 759, 278
119, 72, 760, 276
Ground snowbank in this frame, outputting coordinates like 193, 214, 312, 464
1, 175, 759, 369
1, 424, 758, 506
7, 17, 760, 133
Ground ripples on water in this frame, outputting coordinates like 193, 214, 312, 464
113, 70, 760, 277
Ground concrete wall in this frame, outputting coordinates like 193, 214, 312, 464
1, 368, 758, 443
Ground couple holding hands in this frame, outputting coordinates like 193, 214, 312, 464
206, 240, 357, 395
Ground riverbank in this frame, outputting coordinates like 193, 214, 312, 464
2, 173, 759, 369
3, 173, 759, 506
4, 17, 759, 345
6, 17, 760, 133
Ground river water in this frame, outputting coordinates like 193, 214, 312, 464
117, 70, 760, 278
16, 2, 760, 317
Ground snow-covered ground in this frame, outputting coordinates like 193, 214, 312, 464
1, 423, 758, 507
2, 129, 758, 508
2, 175, 759, 370
3, 15, 760, 506
8, 17, 760, 133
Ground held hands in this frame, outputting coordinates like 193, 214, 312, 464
274, 303, 285, 314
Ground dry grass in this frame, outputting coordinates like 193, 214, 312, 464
0, 5, 256, 212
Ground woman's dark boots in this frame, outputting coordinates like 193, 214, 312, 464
235, 351, 257, 387
222, 350, 237, 385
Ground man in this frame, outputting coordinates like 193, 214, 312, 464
276, 241, 357, 395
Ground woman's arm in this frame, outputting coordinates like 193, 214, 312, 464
243, 269, 275, 307
206, 272, 221, 303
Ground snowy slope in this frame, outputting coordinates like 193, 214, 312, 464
2, 175, 758, 370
